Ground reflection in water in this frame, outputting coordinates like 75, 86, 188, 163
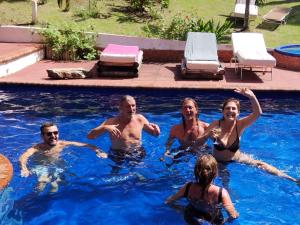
0, 188, 22, 225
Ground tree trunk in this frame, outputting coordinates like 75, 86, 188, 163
242, 0, 250, 31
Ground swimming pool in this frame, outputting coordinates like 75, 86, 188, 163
0, 86, 299, 225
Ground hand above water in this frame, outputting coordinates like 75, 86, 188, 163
96, 151, 108, 159
21, 168, 30, 177
234, 88, 256, 98
106, 124, 121, 138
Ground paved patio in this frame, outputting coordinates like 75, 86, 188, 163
0, 43, 300, 91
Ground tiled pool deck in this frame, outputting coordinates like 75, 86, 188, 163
1, 43, 300, 91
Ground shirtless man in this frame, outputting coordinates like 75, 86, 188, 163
19, 122, 107, 192
87, 95, 160, 156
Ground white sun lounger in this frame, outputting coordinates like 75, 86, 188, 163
263, 7, 292, 24
231, 33, 276, 80
181, 32, 224, 80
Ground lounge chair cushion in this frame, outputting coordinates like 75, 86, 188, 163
100, 44, 141, 63
184, 32, 218, 61
186, 60, 219, 72
236, 50, 276, 67
232, 33, 267, 55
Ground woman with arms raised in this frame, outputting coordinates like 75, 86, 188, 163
207, 88, 299, 183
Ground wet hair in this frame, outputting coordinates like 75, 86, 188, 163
181, 98, 199, 132
119, 95, 135, 106
222, 98, 240, 112
194, 154, 218, 197
40, 122, 56, 134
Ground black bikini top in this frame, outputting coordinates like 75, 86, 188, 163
214, 120, 240, 153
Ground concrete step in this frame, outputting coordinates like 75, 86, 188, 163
0, 43, 44, 77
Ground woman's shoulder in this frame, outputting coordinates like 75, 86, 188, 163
170, 123, 184, 132
198, 120, 209, 128
208, 184, 223, 195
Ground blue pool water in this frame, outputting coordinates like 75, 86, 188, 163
275, 44, 300, 57
0, 86, 300, 225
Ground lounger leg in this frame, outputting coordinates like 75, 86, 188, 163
240, 67, 243, 80
271, 68, 272, 81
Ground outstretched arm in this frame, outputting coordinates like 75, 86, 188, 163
19, 147, 38, 177
235, 88, 262, 129
198, 120, 219, 142
87, 119, 121, 139
65, 141, 108, 158
165, 183, 187, 204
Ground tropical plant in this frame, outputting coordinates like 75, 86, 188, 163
39, 24, 97, 60
144, 14, 233, 42
74, 0, 101, 19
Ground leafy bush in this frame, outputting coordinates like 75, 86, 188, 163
256, 0, 266, 6
130, 0, 169, 12
143, 14, 233, 42
39, 24, 97, 60
74, 0, 102, 19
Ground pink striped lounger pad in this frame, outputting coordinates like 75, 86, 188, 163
100, 44, 142, 64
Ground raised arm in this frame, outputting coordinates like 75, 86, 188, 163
64, 141, 108, 158
19, 146, 38, 177
87, 118, 121, 139
165, 183, 187, 204
221, 188, 239, 220
235, 88, 262, 129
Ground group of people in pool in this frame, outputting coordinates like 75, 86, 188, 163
18, 87, 299, 225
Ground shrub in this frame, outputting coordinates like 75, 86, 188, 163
129, 0, 169, 12
74, 0, 102, 19
143, 14, 233, 42
39, 24, 97, 60
256, 0, 266, 6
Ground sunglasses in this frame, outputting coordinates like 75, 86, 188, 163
45, 131, 59, 136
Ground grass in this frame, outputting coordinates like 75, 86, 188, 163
0, 0, 299, 47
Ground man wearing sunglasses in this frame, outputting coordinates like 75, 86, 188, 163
87, 95, 160, 159
19, 122, 107, 192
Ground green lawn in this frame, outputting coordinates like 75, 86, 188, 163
0, 0, 299, 47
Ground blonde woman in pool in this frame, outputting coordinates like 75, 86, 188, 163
206, 88, 299, 184
164, 98, 209, 158
165, 154, 238, 224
